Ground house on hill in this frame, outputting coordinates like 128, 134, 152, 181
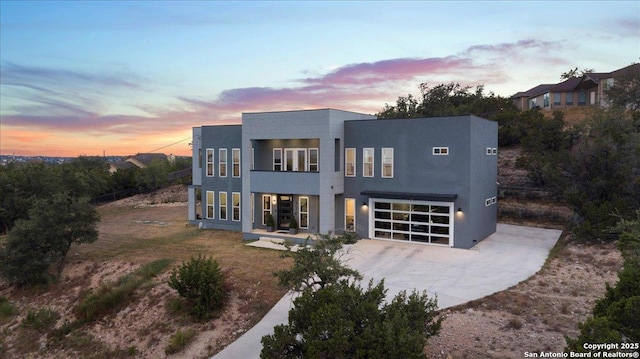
512, 63, 639, 111
188, 109, 498, 249
108, 153, 169, 173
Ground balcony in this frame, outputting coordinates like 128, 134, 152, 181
250, 170, 320, 195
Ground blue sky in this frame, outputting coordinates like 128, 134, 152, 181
1, 1, 639, 156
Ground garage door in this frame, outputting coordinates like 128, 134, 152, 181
370, 199, 453, 246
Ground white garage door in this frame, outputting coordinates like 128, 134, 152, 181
370, 199, 453, 246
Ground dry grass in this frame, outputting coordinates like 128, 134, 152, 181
1, 199, 292, 358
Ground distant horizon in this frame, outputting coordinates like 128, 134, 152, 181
1, 1, 638, 157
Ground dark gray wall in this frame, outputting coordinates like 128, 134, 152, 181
200, 125, 243, 231
344, 115, 497, 248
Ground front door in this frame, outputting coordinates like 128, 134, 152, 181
278, 195, 293, 230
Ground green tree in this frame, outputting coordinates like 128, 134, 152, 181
134, 158, 170, 193
262, 233, 442, 358
0, 193, 99, 284
560, 67, 594, 80
565, 211, 640, 351
168, 255, 228, 320
561, 109, 640, 239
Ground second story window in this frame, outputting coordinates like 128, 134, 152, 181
382, 148, 393, 178
345, 148, 355, 177
232, 148, 241, 177
219, 149, 227, 177
309, 148, 318, 172
433, 147, 449, 155
363, 148, 374, 177
273, 148, 282, 171
206, 149, 214, 177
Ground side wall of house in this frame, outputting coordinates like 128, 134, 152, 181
200, 125, 243, 231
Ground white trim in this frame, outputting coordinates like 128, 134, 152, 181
262, 194, 272, 225
381, 147, 394, 178
432, 147, 449, 155
219, 192, 228, 220
299, 196, 309, 229
363, 148, 374, 177
219, 148, 227, 177
345, 148, 356, 177
232, 148, 241, 177
232, 192, 241, 221
345, 198, 356, 232
206, 191, 215, 219
206, 148, 214, 177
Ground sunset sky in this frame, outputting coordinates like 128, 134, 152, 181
1, 1, 638, 157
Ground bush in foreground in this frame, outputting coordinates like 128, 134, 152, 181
168, 255, 228, 320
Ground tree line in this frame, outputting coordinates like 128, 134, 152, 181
0, 155, 191, 284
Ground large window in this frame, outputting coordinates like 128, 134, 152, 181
273, 148, 282, 171
578, 91, 586, 105
566, 92, 574, 105
309, 148, 318, 172
345, 148, 356, 177
363, 148, 374, 177
553, 93, 561, 106
219, 192, 228, 220
299, 197, 309, 229
206, 191, 215, 219
372, 199, 452, 245
232, 148, 241, 177
381, 148, 393, 178
345, 198, 356, 232
219, 149, 227, 177
206, 149, 214, 177
232, 192, 241, 221
262, 195, 272, 225
543, 93, 550, 108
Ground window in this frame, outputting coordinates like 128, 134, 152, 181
345, 148, 356, 177
206, 191, 215, 219
198, 149, 202, 169
543, 93, 550, 108
363, 148, 374, 177
382, 148, 393, 178
492, 148, 498, 155
299, 197, 309, 229
219, 149, 227, 177
309, 148, 318, 172
285, 149, 307, 172
554, 92, 561, 106
251, 148, 255, 170
345, 198, 355, 232
566, 92, 574, 106
262, 195, 272, 225
529, 98, 537, 109
251, 193, 255, 224
232, 149, 240, 177
578, 91, 586, 105
206, 149, 214, 177
232, 192, 240, 221
219, 192, 227, 220
433, 147, 449, 155
486, 147, 492, 155
273, 148, 282, 171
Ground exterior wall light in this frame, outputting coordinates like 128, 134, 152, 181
362, 202, 368, 207
272, 196, 277, 205
457, 207, 463, 213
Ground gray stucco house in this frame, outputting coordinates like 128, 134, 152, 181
188, 109, 498, 249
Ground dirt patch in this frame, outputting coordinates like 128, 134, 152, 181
425, 239, 623, 358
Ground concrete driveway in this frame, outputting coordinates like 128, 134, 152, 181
213, 223, 562, 359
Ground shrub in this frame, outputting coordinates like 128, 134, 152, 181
164, 328, 196, 354
168, 255, 228, 320
0, 297, 17, 322
22, 308, 60, 333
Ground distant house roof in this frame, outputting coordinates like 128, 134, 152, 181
124, 153, 168, 168
512, 84, 554, 99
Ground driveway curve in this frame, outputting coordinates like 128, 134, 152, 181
213, 223, 562, 359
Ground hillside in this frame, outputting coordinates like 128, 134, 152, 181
0, 150, 623, 358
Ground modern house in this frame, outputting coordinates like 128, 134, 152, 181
188, 109, 498, 249
512, 63, 639, 111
